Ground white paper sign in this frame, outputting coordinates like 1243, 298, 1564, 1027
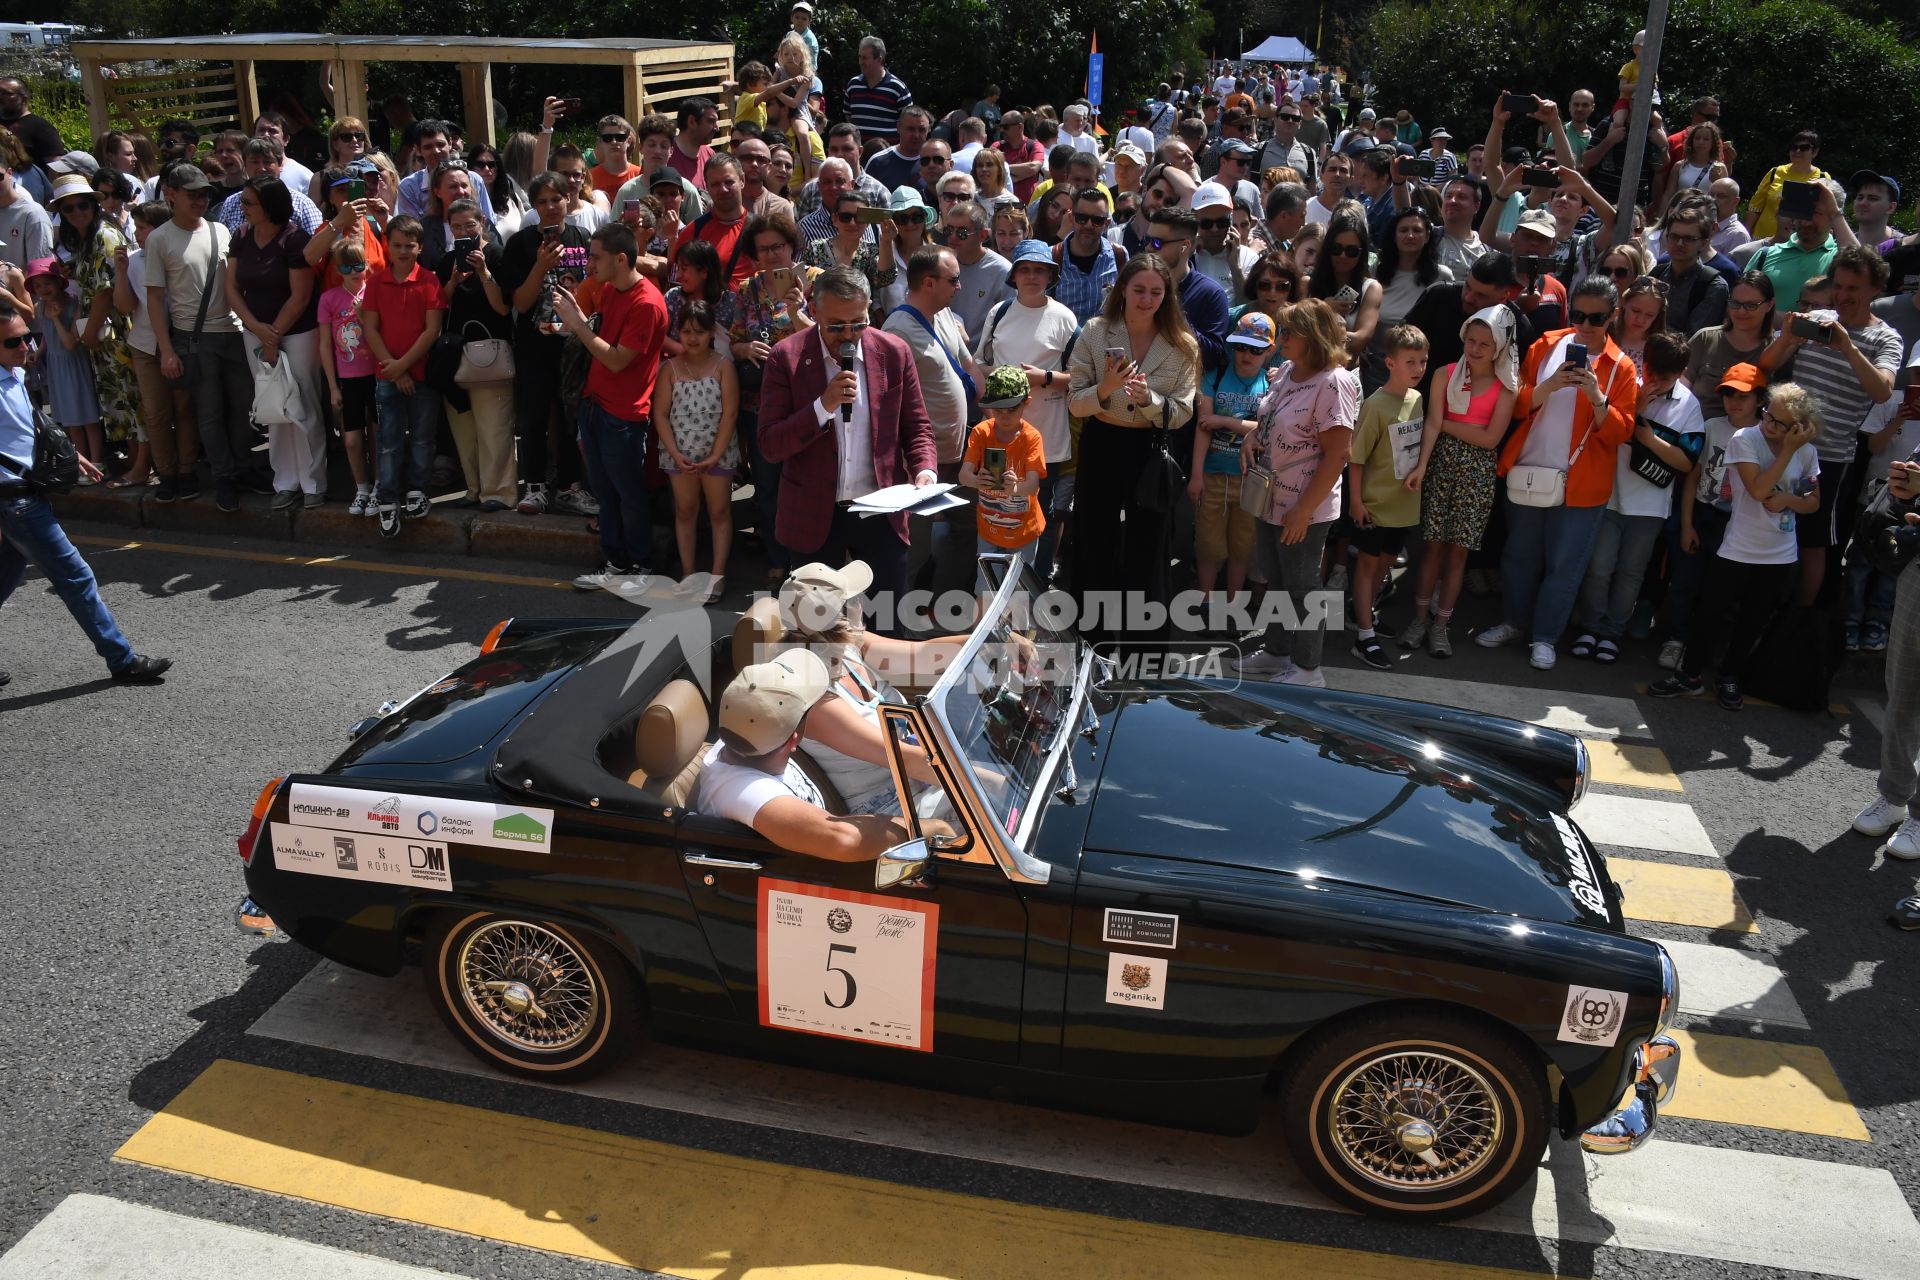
758, 878, 939, 1052
1105, 951, 1169, 1010
271, 821, 453, 891
289, 782, 555, 853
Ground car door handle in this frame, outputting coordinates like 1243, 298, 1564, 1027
683, 853, 764, 872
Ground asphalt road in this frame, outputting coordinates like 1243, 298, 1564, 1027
1, 518, 1916, 1280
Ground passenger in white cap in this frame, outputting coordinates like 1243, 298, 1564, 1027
695, 647, 916, 859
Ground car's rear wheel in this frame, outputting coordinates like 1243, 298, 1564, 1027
1280, 1010, 1548, 1220
425, 910, 639, 1082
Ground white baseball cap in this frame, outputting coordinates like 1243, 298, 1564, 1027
778, 560, 874, 636
720, 648, 830, 755
1192, 181, 1234, 212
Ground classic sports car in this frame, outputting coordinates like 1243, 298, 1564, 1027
236, 563, 1679, 1221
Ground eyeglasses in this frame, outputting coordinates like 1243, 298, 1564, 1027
339, 262, 367, 275
754, 241, 791, 255
1072, 211, 1110, 227
1569, 307, 1612, 326
1727, 297, 1764, 312
822, 320, 869, 334
944, 225, 976, 240
601, 132, 630, 144
1664, 231, 1701, 245
559, 169, 587, 182
1327, 241, 1364, 258
1197, 216, 1232, 230
335, 131, 367, 142
1765, 413, 1798, 430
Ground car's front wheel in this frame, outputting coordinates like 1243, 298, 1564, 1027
1280, 1010, 1548, 1220
424, 910, 639, 1082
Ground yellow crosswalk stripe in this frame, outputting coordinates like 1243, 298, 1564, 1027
1613, 858, 1757, 932
117, 1061, 1537, 1280
1585, 741, 1685, 792
1662, 1029, 1870, 1142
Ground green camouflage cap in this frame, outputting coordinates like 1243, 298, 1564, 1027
980, 365, 1031, 408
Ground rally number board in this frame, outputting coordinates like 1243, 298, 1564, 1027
757, 878, 940, 1052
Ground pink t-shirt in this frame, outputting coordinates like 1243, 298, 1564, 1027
1254, 362, 1361, 524
317, 284, 374, 378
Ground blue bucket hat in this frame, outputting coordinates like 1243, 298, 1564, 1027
1009, 239, 1056, 270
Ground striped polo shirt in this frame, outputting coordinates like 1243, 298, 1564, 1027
843, 71, 913, 143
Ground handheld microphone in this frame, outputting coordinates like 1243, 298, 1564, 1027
836, 341, 857, 424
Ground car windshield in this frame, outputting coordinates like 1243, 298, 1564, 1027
930, 562, 1084, 845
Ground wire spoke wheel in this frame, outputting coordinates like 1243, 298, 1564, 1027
456, 920, 602, 1053
1328, 1049, 1503, 1191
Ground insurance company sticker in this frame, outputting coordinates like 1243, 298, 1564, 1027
758, 878, 939, 1052
270, 822, 452, 891
1105, 951, 1169, 1011
1556, 985, 1628, 1047
1101, 907, 1179, 949
289, 782, 555, 853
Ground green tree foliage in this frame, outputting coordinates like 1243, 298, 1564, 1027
1360, 0, 1920, 207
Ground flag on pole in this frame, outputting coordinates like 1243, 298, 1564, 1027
1086, 33, 1107, 135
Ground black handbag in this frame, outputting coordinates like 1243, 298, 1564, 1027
1627, 416, 1705, 489
1133, 407, 1182, 514
0, 407, 81, 494
1851, 476, 1920, 578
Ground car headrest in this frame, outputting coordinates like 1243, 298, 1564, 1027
635, 679, 708, 779
731, 596, 785, 673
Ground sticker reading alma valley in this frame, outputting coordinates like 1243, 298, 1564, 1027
758, 878, 939, 1052
288, 783, 555, 853
270, 822, 452, 891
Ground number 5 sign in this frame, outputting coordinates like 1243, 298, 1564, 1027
758, 879, 940, 1052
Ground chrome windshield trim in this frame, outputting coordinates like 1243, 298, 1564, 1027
919, 565, 1060, 886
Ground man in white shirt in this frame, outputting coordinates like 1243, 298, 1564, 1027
695, 647, 915, 859
950, 117, 987, 174
1190, 183, 1260, 298
1305, 150, 1350, 225
251, 112, 314, 195
1710, 177, 1750, 255
1060, 104, 1101, 159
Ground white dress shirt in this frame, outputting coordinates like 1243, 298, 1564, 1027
812, 330, 875, 501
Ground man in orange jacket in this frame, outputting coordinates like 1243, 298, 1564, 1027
1475, 278, 1639, 671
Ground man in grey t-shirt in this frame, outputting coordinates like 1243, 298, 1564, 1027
939, 198, 1010, 345
0, 166, 51, 271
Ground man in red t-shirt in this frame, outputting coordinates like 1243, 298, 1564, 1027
361, 214, 447, 534
668, 98, 719, 192
553, 222, 670, 585
996, 111, 1047, 204
672, 153, 753, 288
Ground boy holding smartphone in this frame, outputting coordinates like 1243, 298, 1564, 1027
960, 366, 1047, 592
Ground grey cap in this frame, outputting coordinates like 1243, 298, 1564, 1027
162, 162, 211, 191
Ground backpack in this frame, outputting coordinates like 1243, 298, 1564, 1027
979, 299, 1083, 373
1743, 605, 1841, 712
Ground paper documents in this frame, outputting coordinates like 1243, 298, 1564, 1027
849, 482, 970, 517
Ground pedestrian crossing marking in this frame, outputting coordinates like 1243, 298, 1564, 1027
1576, 793, 1719, 858
117, 1060, 1533, 1280
1660, 938, 1810, 1029
1583, 740, 1684, 792
1612, 858, 1757, 932
1661, 1029, 1871, 1141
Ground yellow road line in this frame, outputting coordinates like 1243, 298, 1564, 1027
1585, 741, 1685, 793
118, 1060, 1532, 1280
1663, 1028, 1870, 1142
1613, 858, 1757, 933
72, 535, 576, 591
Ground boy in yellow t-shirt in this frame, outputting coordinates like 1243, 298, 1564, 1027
960, 366, 1047, 593
1347, 325, 1429, 670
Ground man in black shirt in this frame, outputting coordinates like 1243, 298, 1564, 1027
1402, 252, 1543, 400
0, 79, 64, 167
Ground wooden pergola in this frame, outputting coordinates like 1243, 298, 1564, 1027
73, 33, 735, 144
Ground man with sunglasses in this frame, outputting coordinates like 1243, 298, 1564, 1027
1053, 189, 1124, 322
1107, 163, 1191, 259
939, 199, 1011, 346
1147, 206, 1230, 372
0, 300, 171, 687
588, 114, 642, 202
911, 140, 953, 204
1191, 183, 1259, 300
396, 121, 496, 222
732, 136, 794, 221
1256, 99, 1316, 187
1650, 205, 1729, 337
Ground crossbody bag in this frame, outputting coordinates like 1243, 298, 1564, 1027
1506, 352, 1626, 507
167, 223, 221, 390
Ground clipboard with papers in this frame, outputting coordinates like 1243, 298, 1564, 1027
848, 482, 971, 517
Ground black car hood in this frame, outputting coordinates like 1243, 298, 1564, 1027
1083, 685, 1618, 929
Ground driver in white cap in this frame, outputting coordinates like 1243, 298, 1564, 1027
695, 647, 917, 860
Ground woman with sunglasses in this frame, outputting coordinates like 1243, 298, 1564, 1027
1066, 253, 1201, 644
306, 165, 389, 292
1611, 272, 1668, 376
1686, 271, 1776, 421
1231, 251, 1304, 330
226, 175, 328, 508
878, 187, 931, 313
803, 192, 895, 306
1307, 208, 1381, 365
92, 170, 137, 239
1748, 130, 1828, 240
1367, 207, 1452, 391
467, 142, 530, 240
49, 174, 142, 481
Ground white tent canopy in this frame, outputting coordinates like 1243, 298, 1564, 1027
1240, 36, 1315, 64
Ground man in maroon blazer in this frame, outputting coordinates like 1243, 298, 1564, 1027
759, 266, 940, 619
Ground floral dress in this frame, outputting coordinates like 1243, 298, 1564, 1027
727, 264, 822, 409
59, 223, 140, 442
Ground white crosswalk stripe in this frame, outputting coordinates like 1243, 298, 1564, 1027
1572, 791, 1721, 858
1659, 937, 1811, 1029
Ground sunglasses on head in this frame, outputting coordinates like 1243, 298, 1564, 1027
1328, 241, 1364, 258
1569, 307, 1611, 326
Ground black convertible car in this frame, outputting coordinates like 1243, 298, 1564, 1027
236, 564, 1679, 1221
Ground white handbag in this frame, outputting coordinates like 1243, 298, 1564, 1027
1504, 353, 1623, 508
454, 320, 516, 387
248, 344, 307, 427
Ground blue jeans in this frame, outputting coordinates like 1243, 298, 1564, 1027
578, 400, 653, 571
374, 380, 442, 504
1578, 510, 1667, 639
0, 490, 137, 671
1501, 500, 1607, 647
1844, 534, 1899, 627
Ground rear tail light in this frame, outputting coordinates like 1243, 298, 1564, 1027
480, 618, 512, 655
238, 775, 285, 865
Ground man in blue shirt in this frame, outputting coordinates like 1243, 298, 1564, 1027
0, 303, 170, 685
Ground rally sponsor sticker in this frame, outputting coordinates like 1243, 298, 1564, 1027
288, 783, 555, 853
1102, 907, 1179, 949
270, 822, 452, 891
1556, 985, 1628, 1046
1105, 951, 1169, 1011
758, 878, 939, 1052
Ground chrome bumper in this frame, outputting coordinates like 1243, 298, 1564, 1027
1579, 1034, 1681, 1155
235, 896, 278, 938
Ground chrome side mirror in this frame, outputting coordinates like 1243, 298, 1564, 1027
875, 838, 932, 891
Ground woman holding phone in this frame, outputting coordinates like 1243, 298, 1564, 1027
1308, 208, 1381, 364
433, 196, 515, 510
417, 159, 495, 275
879, 187, 932, 314
1066, 254, 1201, 643
306, 166, 388, 291
803, 192, 896, 303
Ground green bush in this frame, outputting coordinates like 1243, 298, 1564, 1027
1361, 0, 1920, 209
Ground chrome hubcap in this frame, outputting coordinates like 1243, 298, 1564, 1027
1329, 1050, 1503, 1190
457, 921, 600, 1053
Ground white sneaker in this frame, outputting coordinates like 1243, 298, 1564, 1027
1476, 622, 1523, 648
1529, 642, 1557, 670
572, 561, 629, 591
517, 482, 549, 515
1235, 649, 1294, 677
1657, 639, 1684, 670
1326, 563, 1349, 592
1277, 664, 1327, 687
1888, 817, 1920, 861
1854, 796, 1904, 838
347, 491, 372, 517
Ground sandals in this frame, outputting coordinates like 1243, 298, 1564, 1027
1570, 633, 1597, 659
1594, 638, 1620, 664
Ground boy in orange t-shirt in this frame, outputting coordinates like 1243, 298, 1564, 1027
960, 365, 1047, 592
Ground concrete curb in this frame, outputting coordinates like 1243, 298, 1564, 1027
53, 485, 604, 566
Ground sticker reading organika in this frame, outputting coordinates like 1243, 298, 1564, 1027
1105, 951, 1169, 1011
289, 783, 555, 853
270, 822, 453, 892
1556, 985, 1628, 1047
